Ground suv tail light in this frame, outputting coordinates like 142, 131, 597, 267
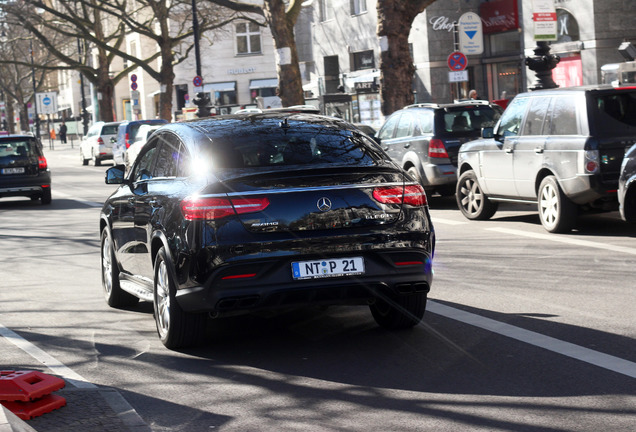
428, 139, 449, 158
125, 133, 131, 149
38, 156, 48, 170
97, 137, 104, 145
584, 150, 599, 174
373, 184, 427, 206
181, 196, 270, 220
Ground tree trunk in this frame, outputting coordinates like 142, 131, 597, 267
158, 46, 175, 121
377, 0, 437, 116
263, 0, 304, 107
6, 101, 16, 134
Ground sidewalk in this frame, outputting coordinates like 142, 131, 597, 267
1, 384, 150, 431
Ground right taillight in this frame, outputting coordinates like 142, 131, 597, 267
125, 133, 131, 149
428, 139, 449, 158
584, 150, 599, 174
373, 185, 427, 207
181, 196, 270, 220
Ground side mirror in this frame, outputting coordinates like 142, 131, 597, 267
481, 127, 494, 139
105, 165, 127, 184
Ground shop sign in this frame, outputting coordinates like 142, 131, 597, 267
532, 0, 557, 41
228, 67, 256, 75
354, 81, 376, 93
552, 55, 582, 87
429, 16, 455, 32
479, 0, 519, 34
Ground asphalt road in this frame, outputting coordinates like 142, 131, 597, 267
1, 143, 635, 431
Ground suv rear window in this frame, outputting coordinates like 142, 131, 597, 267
0, 139, 38, 158
102, 124, 120, 135
200, 124, 384, 169
591, 91, 636, 136
439, 107, 499, 135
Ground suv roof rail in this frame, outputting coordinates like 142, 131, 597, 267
452, 99, 491, 105
404, 103, 440, 109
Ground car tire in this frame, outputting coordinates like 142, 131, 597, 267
81, 150, 89, 166
407, 166, 422, 184
93, 150, 101, 166
370, 291, 427, 330
101, 228, 139, 308
41, 188, 52, 205
456, 170, 498, 220
153, 247, 206, 349
538, 175, 577, 233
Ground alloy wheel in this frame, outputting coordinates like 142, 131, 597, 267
459, 176, 483, 217
102, 235, 113, 296
539, 181, 558, 227
155, 260, 171, 337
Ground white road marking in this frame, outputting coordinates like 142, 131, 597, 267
428, 301, 636, 379
432, 218, 467, 225
52, 190, 103, 208
0, 323, 96, 388
486, 227, 636, 255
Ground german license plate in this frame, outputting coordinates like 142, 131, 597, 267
292, 257, 364, 280
1, 167, 25, 174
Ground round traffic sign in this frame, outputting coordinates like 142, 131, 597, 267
184, 94, 190, 101
42, 96, 51, 105
448, 51, 468, 71
131, 82, 138, 91
131, 74, 138, 82
193, 75, 203, 87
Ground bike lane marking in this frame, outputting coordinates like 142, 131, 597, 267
428, 301, 636, 379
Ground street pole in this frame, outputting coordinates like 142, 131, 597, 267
77, 38, 89, 135
191, 0, 202, 77
29, 39, 40, 139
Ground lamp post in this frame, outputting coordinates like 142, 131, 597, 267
191, 0, 211, 117
29, 39, 40, 139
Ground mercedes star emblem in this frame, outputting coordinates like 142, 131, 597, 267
317, 197, 332, 212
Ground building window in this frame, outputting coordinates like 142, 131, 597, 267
236, 22, 261, 55
203, 82, 237, 106
352, 50, 374, 71
319, 0, 333, 22
350, 0, 367, 15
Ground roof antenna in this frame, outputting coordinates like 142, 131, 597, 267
279, 118, 290, 131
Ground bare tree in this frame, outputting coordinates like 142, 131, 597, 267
204, 0, 305, 107
377, 0, 438, 115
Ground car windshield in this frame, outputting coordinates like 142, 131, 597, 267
0, 140, 37, 158
198, 120, 385, 169
591, 91, 636, 136
440, 107, 499, 135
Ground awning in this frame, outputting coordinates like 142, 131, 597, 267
249, 78, 278, 89
204, 82, 236, 93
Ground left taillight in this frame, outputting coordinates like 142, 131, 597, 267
181, 196, 270, 221
38, 156, 48, 170
373, 184, 427, 206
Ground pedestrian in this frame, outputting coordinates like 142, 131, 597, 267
59, 121, 67, 144
468, 89, 479, 100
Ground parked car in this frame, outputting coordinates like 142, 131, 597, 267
0, 135, 51, 204
100, 112, 435, 349
618, 143, 636, 223
456, 84, 636, 233
80, 121, 122, 166
124, 123, 163, 168
375, 101, 502, 196
112, 119, 168, 165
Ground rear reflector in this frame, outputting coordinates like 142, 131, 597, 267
373, 184, 427, 206
181, 196, 270, 220
221, 273, 257, 280
394, 261, 424, 266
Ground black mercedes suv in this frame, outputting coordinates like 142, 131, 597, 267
0, 134, 51, 204
100, 113, 435, 349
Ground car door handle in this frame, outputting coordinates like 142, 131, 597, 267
535, 147, 544, 154
505, 147, 513, 154
128, 197, 135, 204
404, 143, 410, 148
149, 199, 161, 208
383, 146, 389, 151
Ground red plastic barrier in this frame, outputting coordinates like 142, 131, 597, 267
0, 370, 65, 402
1, 394, 67, 420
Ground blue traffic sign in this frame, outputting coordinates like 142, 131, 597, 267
448, 51, 468, 71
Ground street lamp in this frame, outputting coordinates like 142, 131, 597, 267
29, 39, 40, 139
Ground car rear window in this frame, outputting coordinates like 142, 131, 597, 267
590, 91, 636, 136
440, 107, 499, 134
102, 125, 120, 135
0, 140, 38, 158
199, 122, 385, 169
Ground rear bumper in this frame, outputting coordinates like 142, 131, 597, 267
0, 174, 51, 198
421, 161, 457, 187
176, 250, 434, 316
